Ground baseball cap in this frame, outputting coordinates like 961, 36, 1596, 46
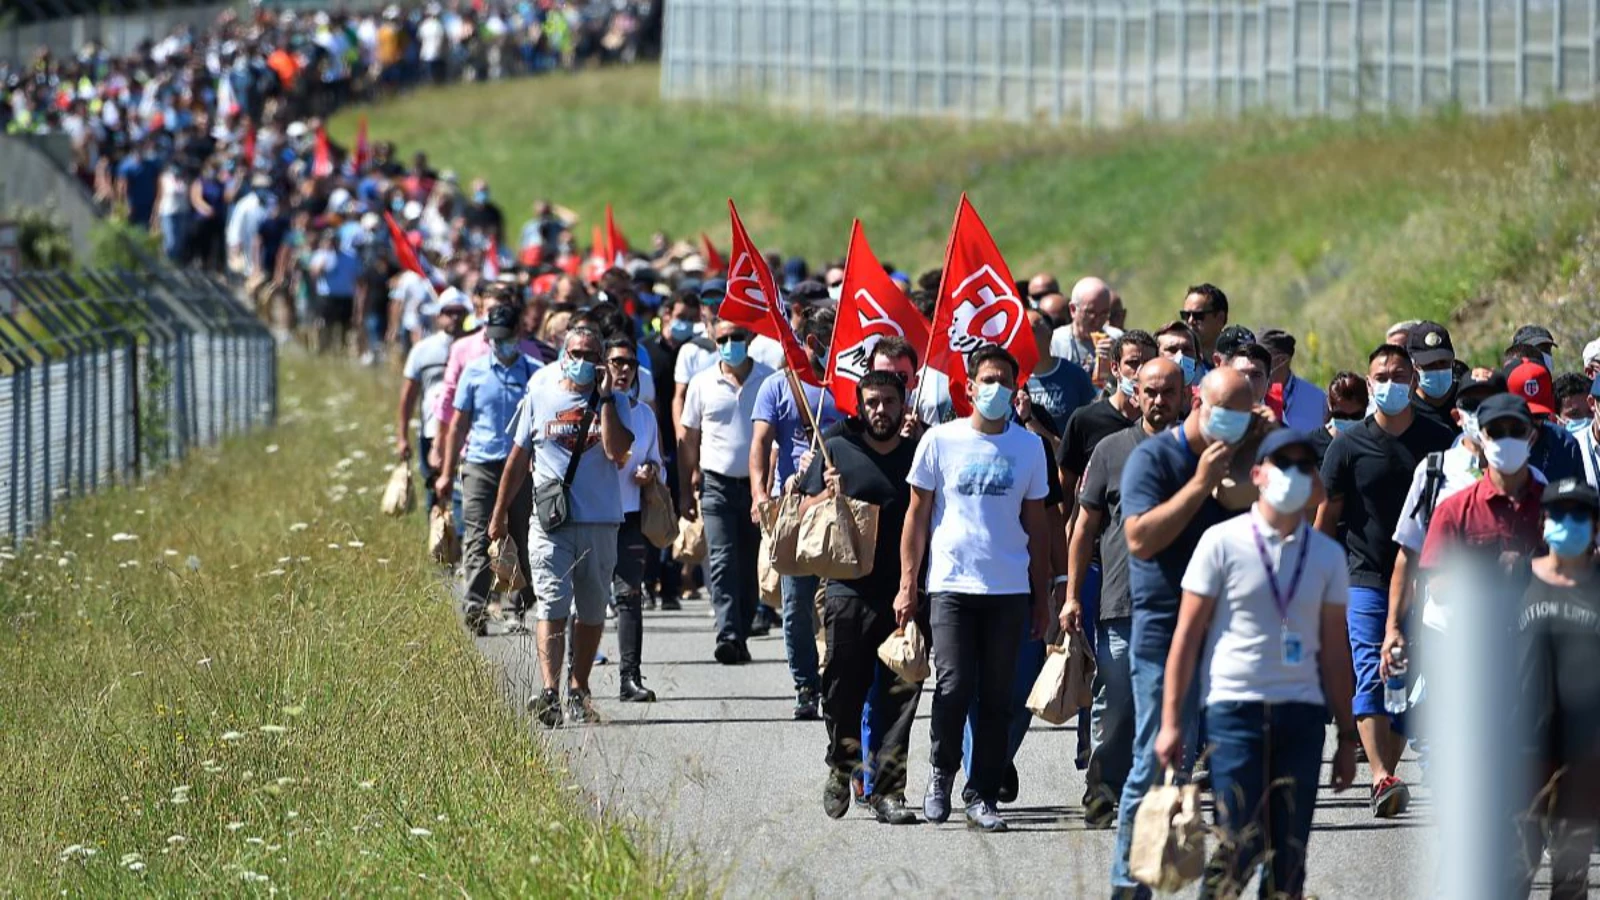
484, 304, 518, 341
699, 278, 728, 302
1255, 428, 1317, 465
1455, 369, 1508, 409
1504, 360, 1556, 416
1543, 477, 1600, 513
1583, 337, 1600, 368
1511, 324, 1557, 349
1475, 393, 1535, 430
1405, 321, 1455, 367
433, 286, 469, 313
1215, 324, 1258, 359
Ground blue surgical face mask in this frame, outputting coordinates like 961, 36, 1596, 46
1330, 416, 1361, 434
1544, 513, 1595, 558
974, 382, 1014, 421
1202, 405, 1252, 445
1174, 353, 1198, 386
492, 338, 520, 361
718, 339, 747, 366
669, 318, 695, 342
473, 189, 488, 204
390, 198, 404, 212
1371, 379, 1412, 415
1418, 368, 1455, 400
563, 355, 596, 386
1118, 375, 1137, 397
1564, 417, 1591, 435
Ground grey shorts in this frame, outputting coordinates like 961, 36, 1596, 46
528, 521, 619, 626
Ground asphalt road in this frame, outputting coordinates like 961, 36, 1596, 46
469, 591, 1478, 899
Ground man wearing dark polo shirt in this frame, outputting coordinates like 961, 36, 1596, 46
1316, 343, 1455, 818
1108, 367, 1254, 897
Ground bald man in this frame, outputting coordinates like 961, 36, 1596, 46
1027, 272, 1061, 302
1109, 367, 1256, 894
1066, 357, 1188, 826
1050, 276, 1120, 375
1036, 291, 1071, 330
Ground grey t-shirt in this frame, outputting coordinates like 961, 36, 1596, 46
402, 331, 453, 439
511, 384, 630, 525
1077, 423, 1143, 621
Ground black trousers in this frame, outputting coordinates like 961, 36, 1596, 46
612, 511, 647, 678
821, 591, 924, 799
928, 591, 1028, 805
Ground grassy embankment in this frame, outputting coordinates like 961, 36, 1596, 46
0, 354, 692, 895
337, 64, 1600, 378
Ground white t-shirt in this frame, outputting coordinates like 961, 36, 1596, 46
1182, 507, 1350, 707
673, 338, 718, 386
681, 362, 774, 478
392, 271, 434, 336
1576, 425, 1600, 490
618, 397, 664, 514
418, 17, 445, 60
403, 331, 454, 439
906, 419, 1050, 595
749, 334, 787, 371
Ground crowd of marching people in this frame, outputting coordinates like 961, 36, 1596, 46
16, 5, 1600, 897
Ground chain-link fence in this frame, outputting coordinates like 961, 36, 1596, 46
0, 262, 277, 542
662, 0, 1599, 124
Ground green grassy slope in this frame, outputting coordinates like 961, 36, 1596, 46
337, 65, 1600, 376
0, 355, 693, 896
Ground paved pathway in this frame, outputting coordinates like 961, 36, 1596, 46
471, 593, 1455, 898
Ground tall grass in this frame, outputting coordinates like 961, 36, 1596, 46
335, 65, 1600, 376
0, 354, 692, 896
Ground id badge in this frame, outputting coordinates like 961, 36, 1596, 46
1281, 627, 1305, 666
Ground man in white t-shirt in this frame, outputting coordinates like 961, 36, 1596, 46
1156, 429, 1358, 898
680, 320, 775, 664
897, 345, 1053, 833
396, 291, 469, 519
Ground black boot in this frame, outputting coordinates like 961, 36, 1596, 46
619, 672, 656, 702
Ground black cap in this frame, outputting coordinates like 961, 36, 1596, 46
485, 304, 518, 341
1257, 328, 1296, 357
1406, 321, 1455, 367
1511, 324, 1557, 348
1255, 428, 1316, 465
1543, 477, 1600, 513
1473, 393, 1533, 430
1455, 369, 1508, 409
1215, 324, 1257, 358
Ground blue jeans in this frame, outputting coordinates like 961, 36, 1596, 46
161, 212, 187, 261
1111, 647, 1201, 895
700, 472, 758, 646
781, 574, 821, 692
1200, 702, 1327, 899
1077, 563, 1103, 768
857, 668, 889, 795
1088, 616, 1135, 800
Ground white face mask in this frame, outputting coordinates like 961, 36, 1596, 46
1261, 464, 1314, 514
827, 283, 843, 302
1482, 435, 1531, 473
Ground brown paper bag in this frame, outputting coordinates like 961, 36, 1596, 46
640, 479, 679, 548
1066, 630, 1096, 709
1130, 769, 1207, 892
876, 621, 931, 683
768, 488, 807, 576
428, 506, 460, 566
757, 500, 782, 606
380, 463, 414, 517
488, 535, 527, 592
1025, 643, 1074, 725
672, 516, 706, 563
795, 491, 880, 580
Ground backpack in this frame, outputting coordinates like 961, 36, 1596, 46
1411, 451, 1447, 530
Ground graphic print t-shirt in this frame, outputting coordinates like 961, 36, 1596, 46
907, 419, 1050, 595
511, 384, 630, 525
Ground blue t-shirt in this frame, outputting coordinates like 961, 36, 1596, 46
1119, 426, 1235, 660
752, 375, 842, 496
1534, 422, 1585, 483
1025, 359, 1098, 437
311, 248, 361, 297
117, 155, 161, 223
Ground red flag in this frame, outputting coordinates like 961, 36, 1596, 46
585, 225, 607, 283
826, 220, 931, 415
483, 236, 501, 280
925, 194, 1036, 418
700, 232, 726, 275
353, 115, 371, 172
604, 204, 629, 266
311, 125, 333, 178
722, 200, 819, 385
383, 211, 443, 290
241, 126, 256, 171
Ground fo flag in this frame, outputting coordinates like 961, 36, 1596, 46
604, 205, 629, 266
826, 220, 930, 415
722, 200, 820, 386
926, 194, 1036, 417
311, 125, 333, 178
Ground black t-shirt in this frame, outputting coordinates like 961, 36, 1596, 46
1320, 415, 1456, 588
1411, 394, 1461, 437
801, 426, 920, 602
643, 333, 683, 451
1519, 571, 1600, 767
1077, 423, 1144, 621
465, 201, 505, 241
1308, 425, 1337, 469
1057, 399, 1137, 476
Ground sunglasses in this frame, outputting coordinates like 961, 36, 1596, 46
567, 350, 601, 364
607, 357, 639, 369
1180, 309, 1216, 322
826, 279, 845, 289
715, 334, 750, 345
1483, 423, 1532, 441
1270, 456, 1317, 473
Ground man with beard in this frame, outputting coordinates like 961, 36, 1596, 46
801, 371, 925, 825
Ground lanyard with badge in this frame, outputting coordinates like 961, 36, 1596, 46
1251, 519, 1310, 666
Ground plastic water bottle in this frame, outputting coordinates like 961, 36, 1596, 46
1384, 647, 1409, 715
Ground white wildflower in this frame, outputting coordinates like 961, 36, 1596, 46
164, 549, 178, 557
345, 541, 364, 549
166, 835, 186, 846
265, 445, 279, 454
197, 657, 212, 666
226, 821, 244, 832
357, 780, 374, 791
110, 533, 138, 543
57, 557, 69, 568
263, 569, 286, 577
288, 522, 308, 532
326, 543, 341, 550
244, 837, 265, 846
408, 827, 432, 837
220, 730, 244, 741
185, 556, 201, 572
259, 724, 287, 735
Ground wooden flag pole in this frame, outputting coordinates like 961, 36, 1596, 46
786, 366, 833, 471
